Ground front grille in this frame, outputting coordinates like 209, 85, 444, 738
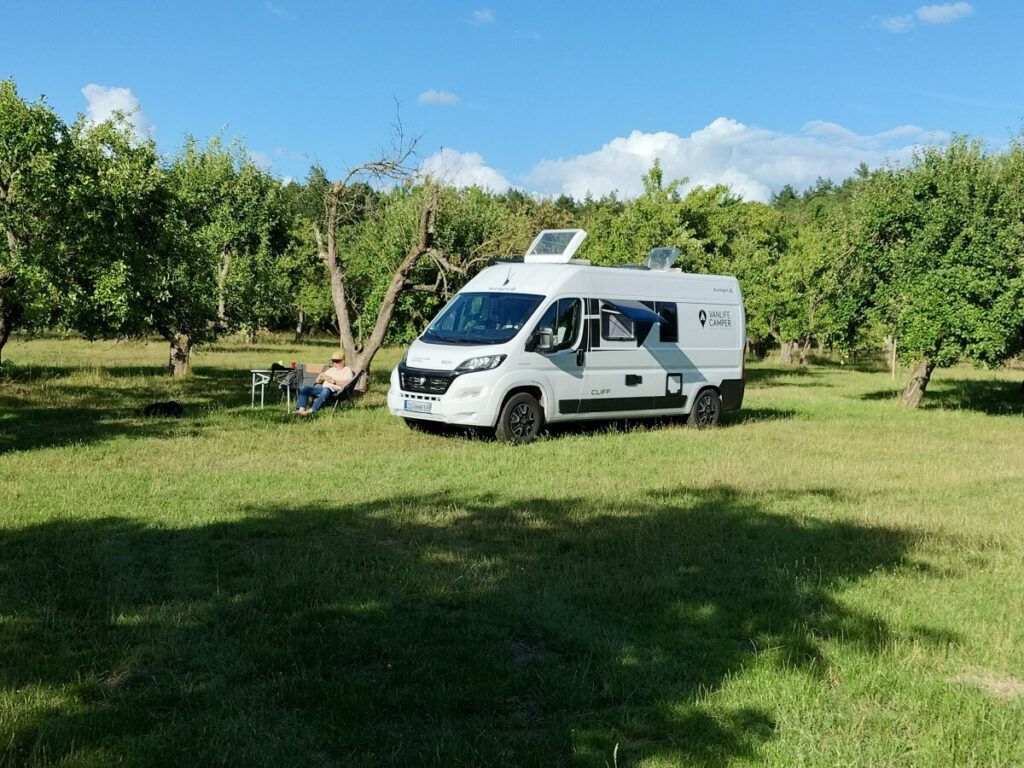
399, 366, 456, 394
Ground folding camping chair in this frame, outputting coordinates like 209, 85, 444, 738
280, 364, 363, 413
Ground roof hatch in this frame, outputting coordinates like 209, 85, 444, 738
523, 229, 588, 263
645, 247, 679, 271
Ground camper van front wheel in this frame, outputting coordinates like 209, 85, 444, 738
688, 389, 722, 429
496, 392, 544, 444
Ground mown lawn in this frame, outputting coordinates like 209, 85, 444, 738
1, 336, 1022, 767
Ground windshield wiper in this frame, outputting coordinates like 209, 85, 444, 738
422, 332, 484, 345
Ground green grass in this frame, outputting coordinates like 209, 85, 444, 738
1, 336, 1022, 767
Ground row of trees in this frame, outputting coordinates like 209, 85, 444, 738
2, 79, 1021, 404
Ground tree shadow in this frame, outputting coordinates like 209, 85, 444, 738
0, 487, 944, 766
861, 378, 1024, 416
203, 341, 339, 355
743, 367, 824, 388
720, 406, 798, 425
414, 407, 799, 444
0, 364, 263, 454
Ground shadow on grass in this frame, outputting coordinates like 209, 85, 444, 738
0, 364, 263, 453
0, 487, 942, 767
721, 406, 798, 425
413, 407, 799, 444
861, 378, 1024, 417
744, 367, 825, 388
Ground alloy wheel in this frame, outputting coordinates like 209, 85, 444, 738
509, 402, 536, 438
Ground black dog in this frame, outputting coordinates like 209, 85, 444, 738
142, 401, 185, 418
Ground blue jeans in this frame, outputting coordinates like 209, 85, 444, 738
297, 384, 333, 412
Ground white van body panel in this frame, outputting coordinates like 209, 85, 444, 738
387, 261, 746, 428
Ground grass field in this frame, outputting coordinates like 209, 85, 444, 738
1, 336, 1022, 767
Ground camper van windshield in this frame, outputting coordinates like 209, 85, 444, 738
422, 292, 545, 345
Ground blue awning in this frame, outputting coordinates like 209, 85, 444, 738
604, 300, 663, 325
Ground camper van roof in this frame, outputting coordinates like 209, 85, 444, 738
464, 261, 740, 305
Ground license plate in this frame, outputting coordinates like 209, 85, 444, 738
404, 400, 433, 414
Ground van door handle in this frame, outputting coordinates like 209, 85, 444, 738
626, 374, 642, 386
576, 349, 585, 366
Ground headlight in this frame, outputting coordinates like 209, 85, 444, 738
455, 355, 506, 372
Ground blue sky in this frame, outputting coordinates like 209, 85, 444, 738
3, 1, 1022, 200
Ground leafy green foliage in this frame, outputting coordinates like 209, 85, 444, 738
62, 117, 169, 339
845, 138, 1024, 369
0, 79, 70, 349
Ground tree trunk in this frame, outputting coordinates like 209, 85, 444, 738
293, 307, 305, 343
216, 250, 231, 330
798, 338, 812, 366
350, 194, 437, 393
884, 336, 898, 380
0, 305, 10, 368
318, 189, 438, 395
168, 333, 192, 377
315, 182, 358, 365
900, 359, 935, 408
779, 341, 796, 365
748, 338, 768, 359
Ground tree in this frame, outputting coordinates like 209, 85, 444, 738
218, 157, 294, 339
848, 138, 1024, 406
346, 184, 530, 346
310, 124, 457, 391
145, 138, 294, 374
59, 115, 170, 348
582, 160, 696, 265
0, 80, 69, 364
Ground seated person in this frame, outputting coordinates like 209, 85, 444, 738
295, 352, 355, 415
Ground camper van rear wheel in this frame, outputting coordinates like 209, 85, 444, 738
688, 389, 722, 429
496, 392, 543, 444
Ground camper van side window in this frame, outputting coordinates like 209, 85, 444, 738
600, 305, 635, 342
529, 298, 581, 351
655, 301, 678, 343
553, 299, 581, 350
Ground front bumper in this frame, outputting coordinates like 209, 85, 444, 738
387, 368, 497, 426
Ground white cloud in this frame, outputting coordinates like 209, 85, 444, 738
524, 118, 945, 202
470, 8, 495, 25
419, 148, 511, 192
418, 89, 459, 106
81, 84, 152, 142
877, 2, 974, 31
264, 1, 292, 18
248, 150, 273, 170
916, 2, 974, 24
878, 14, 915, 32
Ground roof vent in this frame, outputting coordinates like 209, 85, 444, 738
645, 247, 679, 271
524, 229, 588, 263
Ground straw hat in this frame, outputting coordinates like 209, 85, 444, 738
330, 351, 345, 361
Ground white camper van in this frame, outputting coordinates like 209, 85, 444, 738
387, 229, 745, 443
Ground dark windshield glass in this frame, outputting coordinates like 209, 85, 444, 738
422, 292, 544, 345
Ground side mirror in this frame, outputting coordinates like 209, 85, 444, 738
534, 327, 556, 353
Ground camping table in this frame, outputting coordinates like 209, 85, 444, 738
250, 369, 293, 409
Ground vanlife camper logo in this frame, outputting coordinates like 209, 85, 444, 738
698, 309, 732, 329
